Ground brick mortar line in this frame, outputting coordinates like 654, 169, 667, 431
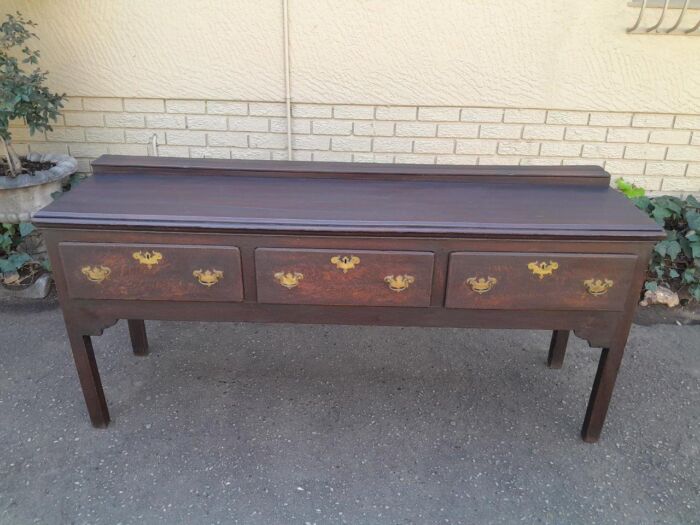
59, 96, 700, 118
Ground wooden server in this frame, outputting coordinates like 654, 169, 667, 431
34, 156, 664, 442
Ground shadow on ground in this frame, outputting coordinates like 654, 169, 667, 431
0, 298, 698, 524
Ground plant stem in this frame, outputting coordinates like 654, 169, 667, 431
0, 136, 23, 178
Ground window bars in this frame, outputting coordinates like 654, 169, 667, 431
628, 0, 700, 33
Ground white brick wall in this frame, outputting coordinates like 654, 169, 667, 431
9, 97, 700, 194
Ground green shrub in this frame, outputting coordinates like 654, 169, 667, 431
616, 179, 700, 302
1, 11, 65, 177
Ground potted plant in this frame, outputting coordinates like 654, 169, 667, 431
1, 12, 76, 297
0, 221, 52, 298
1, 12, 76, 222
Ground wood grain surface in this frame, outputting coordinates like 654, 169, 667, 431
34, 157, 663, 239
60, 242, 243, 302
255, 248, 434, 307
445, 252, 637, 311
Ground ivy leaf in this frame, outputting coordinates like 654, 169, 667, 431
1, 232, 12, 253
654, 240, 668, 257
666, 240, 682, 260
690, 284, 700, 302
2, 223, 17, 236
655, 197, 683, 216
669, 197, 684, 213
679, 236, 692, 258
633, 196, 651, 211
18, 222, 35, 236
686, 210, 700, 231
0, 252, 31, 272
652, 206, 672, 225
645, 281, 658, 292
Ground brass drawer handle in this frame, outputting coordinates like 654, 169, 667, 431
466, 276, 497, 294
133, 250, 163, 268
193, 269, 224, 287
584, 278, 613, 296
274, 271, 304, 289
331, 255, 360, 273
384, 274, 415, 292
528, 260, 558, 279
81, 265, 111, 283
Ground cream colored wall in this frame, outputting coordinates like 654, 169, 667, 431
7, 0, 285, 100
6, 0, 700, 113
6, 1, 700, 193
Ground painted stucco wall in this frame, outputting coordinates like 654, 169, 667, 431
5, 0, 700, 113
5, 1, 700, 194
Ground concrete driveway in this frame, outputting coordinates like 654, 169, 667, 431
1, 297, 698, 525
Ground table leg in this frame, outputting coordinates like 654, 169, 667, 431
547, 330, 569, 369
581, 343, 625, 443
127, 319, 149, 356
67, 328, 110, 428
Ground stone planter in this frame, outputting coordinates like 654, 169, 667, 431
0, 152, 78, 222
0, 273, 52, 299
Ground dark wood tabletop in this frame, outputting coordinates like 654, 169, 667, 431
36, 165, 661, 239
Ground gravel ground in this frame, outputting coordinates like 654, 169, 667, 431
0, 297, 698, 525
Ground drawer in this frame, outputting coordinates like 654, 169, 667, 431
255, 248, 434, 307
445, 252, 637, 311
59, 242, 243, 302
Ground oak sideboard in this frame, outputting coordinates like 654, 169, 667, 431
34, 155, 664, 442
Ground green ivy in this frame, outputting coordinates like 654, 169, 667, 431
0, 221, 44, 275
616, 179, 700, 302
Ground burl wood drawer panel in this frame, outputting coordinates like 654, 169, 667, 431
445, 252, 637, 311
59, 242, 243, 302
255, 248, 434, 307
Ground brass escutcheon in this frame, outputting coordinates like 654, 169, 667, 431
330, 255, 360, 273
583, 278, 614, 296
193, 269, 224, 287
81, 265, 111, 283
528, 260, 559, 279
133, 250, 163, 269
274, 271, 304, 289
466, 276, 498, 294
384, 274, 415, 292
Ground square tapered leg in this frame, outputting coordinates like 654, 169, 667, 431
67, 329, 110, 427
127, 319, 149, 356
547, 330, 569, 369
581, 344, 626, 443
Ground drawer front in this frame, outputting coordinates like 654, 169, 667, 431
255, 248, 434, 307
445, 252, 637, 311
60, 242, 243, 302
